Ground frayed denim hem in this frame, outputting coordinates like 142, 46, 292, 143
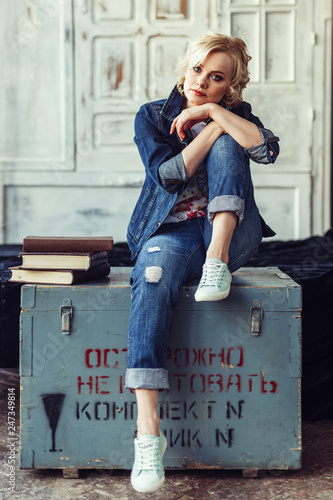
125, 368, 170, 390
208, 195, 244, 224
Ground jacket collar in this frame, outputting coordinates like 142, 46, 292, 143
160, 85, 184, 121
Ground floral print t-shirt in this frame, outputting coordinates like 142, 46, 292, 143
163, 122, 208, 224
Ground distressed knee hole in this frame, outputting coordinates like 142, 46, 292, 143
148, 246, 161, 253
145, 265, 162, 283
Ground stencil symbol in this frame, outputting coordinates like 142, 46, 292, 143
41, 393, 65, 452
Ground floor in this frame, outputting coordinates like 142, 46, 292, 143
0, 369, 333, 500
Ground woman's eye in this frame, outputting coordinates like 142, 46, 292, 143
193, 67, 201, 73
212, 75, 222, 82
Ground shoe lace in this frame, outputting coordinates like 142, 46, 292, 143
200, 262, 225, 287
137, 439, 159, 471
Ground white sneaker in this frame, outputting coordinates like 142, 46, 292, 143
195, 259, 232, 302
130, 431, 167, 493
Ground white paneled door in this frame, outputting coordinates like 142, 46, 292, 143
0, 0, 331, 243
74, 0, 213, 175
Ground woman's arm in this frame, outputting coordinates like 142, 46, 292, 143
171, 103, 262, 149
209, 104, 263, 148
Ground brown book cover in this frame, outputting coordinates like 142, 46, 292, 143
19, 251, 109, 271
9, 263, 110, 285
23, 236, 114, 253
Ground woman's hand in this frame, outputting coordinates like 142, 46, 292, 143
170, 103, 221, 140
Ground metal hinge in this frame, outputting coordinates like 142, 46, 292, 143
250, 301, 263, 336
59, 299, 74, 335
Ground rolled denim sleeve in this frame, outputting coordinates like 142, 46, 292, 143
244, 128, 279, 164
232, 102, 280, 164
158, 152, 187, 188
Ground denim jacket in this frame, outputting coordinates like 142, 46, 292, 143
127, 86, 280, 260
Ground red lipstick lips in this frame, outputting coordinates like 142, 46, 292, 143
191, 89, 205, 97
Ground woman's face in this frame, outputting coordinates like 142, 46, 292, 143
183, 51, 234, 108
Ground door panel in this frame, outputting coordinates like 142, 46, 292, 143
74, 0, 212, 173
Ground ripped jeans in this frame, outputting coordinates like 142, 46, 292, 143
125, 134, 263, 390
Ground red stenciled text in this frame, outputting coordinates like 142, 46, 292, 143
79, 348, 278, 395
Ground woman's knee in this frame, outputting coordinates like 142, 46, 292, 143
209, 133, 244, 157
205, 134, 246, 177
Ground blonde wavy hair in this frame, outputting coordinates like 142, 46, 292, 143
176, 32, 251, 109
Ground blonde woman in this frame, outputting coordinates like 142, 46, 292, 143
125, 32, 279, 493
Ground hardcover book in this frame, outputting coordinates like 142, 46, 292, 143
9, 263, 110, 285
19, 251, 109, 271
22, 236, 114, 253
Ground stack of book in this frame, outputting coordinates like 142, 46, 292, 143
9, 236, 113, 285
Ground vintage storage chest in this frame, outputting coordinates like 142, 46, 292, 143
20, 267, 302, 476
